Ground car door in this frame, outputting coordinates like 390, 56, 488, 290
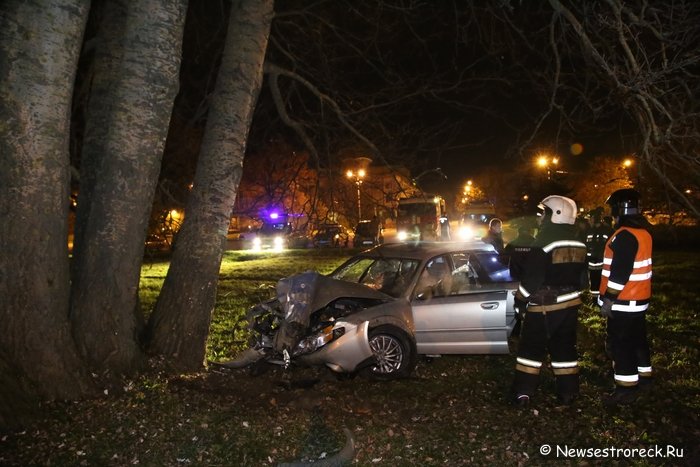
411, 251, 511, 355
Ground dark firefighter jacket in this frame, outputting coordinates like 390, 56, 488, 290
585, 223, 614, 269
515, 223, 588, 312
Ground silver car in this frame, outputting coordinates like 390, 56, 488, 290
220, 241, 517, 380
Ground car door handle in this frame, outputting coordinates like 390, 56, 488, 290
481, 302, 500, 310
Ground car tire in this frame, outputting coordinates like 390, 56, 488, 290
361, 325, 417, 381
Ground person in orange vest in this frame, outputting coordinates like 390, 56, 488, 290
599, 189, 653, 405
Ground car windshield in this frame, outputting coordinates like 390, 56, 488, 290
461, 213, 494, 225
331, 257, 420, 298
317, 227, 340, 237
398, 203, 437, 217
260, 222, 289, 235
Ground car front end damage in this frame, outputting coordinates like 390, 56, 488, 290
295, 320, 373, 372
217, 271, 393, 374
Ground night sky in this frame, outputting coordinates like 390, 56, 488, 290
152, 1, 665, 199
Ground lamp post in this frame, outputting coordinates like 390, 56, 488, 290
464, 180, 473, 203
536, 154, 559, 180
622, 157, 638, 187
346, 168, 365, 221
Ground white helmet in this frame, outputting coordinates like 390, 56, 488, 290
539, 195, 577, 225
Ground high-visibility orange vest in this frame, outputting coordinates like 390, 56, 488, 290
599, 226, 652, 312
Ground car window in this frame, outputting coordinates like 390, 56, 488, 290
355, 223, 372, 236
415, 255, 453, 298
447, 251, 514, 294
260, 222, 290, 234
449, 252, 480, 293
332, 258, 374, 282
332, 257, 419, 298
472, 252, 513, 282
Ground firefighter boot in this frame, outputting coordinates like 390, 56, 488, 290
510, 371, 538, 408
603, 386, 639, 407
555, 374, 579, 406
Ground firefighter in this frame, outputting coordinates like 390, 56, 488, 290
439, 214, 451, 241
510, 195, 588, 407
585, 207, 614, 297
504, 225, 536, 280
503, 225, 536, 338
599, 189, 653, 405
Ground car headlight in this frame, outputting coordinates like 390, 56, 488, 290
293, 324, 346, 355
397, 231, 408, 241
252, 237, 262, 250
273, 236, 284, 249
458, 226, 473, 240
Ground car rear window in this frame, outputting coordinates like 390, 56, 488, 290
355, 223, 374, 236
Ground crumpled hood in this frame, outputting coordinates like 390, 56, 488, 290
276, 271, 391, 328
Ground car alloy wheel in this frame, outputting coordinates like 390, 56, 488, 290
362, 325, 417, 380
369, 334, 404, 374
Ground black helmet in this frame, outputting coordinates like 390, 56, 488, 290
606, 189, 640, 217
589, 206, 604, 223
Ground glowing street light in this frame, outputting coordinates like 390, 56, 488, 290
536, 153, 559, 180
346, 168, 366, 220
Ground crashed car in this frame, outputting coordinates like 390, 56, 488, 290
219, 241, 518, 380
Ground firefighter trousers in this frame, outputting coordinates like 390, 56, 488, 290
606, 312, 652, 387
512, 306, 579, 399
588, 268, 602, 295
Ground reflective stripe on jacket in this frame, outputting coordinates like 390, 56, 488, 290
516, 239, 587, 310
598, 226, 652, 312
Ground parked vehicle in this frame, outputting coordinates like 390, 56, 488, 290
215, 241, 517, 380
312, 223, 350, 248
246, 213, 293, 250
457, 202, 496, 240
353, 219, 383, 248
396, 194, 448, 242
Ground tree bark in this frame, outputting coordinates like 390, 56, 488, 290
147, 0, 273, 371
0, 0, 95, 430
69, 0, 187, 376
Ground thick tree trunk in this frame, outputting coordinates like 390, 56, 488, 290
0, 0, 95, 430
147, 0, 273, 370
69, 0, 187, 376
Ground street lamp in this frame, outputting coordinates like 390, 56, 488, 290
622, 157, 638, 186
346, 168, 366, 220
536, 154, 559, 180
463, 180, 473, 204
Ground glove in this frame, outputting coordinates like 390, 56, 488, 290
600, 297, 614, 319
514, 298, 528, 318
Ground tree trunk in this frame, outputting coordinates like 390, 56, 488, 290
147, 0, 273, 371
69, 0, 187, 376
0, 0, 95, 430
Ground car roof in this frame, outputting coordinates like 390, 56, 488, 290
358, 241, 497, 260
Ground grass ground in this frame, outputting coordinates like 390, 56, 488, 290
2, 248, 698, 466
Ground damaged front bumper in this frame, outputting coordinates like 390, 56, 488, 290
296, 321, 373, 373
215, 320, 374, 374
